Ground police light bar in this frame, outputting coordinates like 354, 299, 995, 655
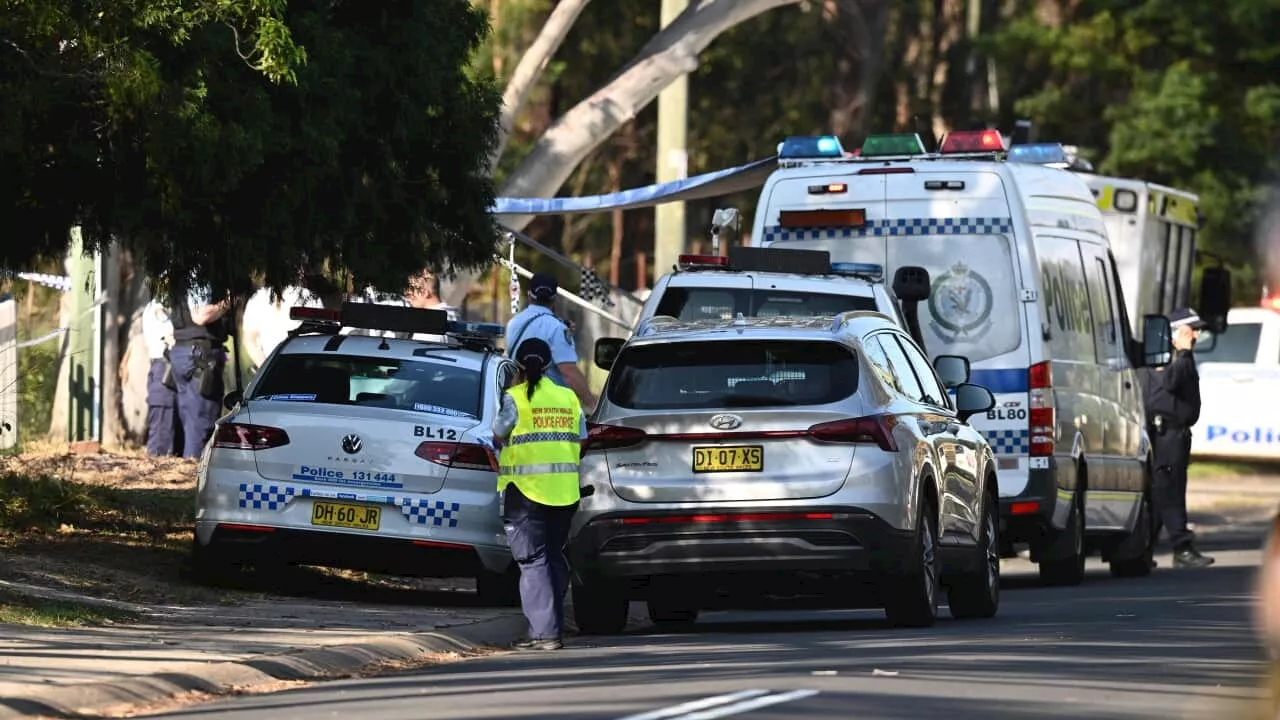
1007, 143, 1070, 167
830, 262, 885, 281
728, 246, 831, 275
677, 254, 731, 271
938, 129, 1006, 154
859, 133, 927, 158
778, 135, 845, 160
289, 307, 341, 323
446, 320, 504, 339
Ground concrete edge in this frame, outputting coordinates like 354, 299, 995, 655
0, 612, 529, 720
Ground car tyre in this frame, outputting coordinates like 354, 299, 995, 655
647, 597, 699, 629
947, 491, 1000, 620
1039, 488, 1086, 586
883, 497, 939, 628
476, 564, 522, 607
572, 581, 629, 635
1109, 482, 1155, 578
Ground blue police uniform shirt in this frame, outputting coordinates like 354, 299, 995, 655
505, 305, 577, 389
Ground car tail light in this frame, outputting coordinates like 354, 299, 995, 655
807, 415, 899, 452
415, 442, 498, 472
1029, 361, 1055, 457
582, 423, 648, 454
213, 423, 290, 450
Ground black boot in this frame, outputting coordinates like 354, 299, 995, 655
512, 636, 563, 651
1173, 545, 1215, 568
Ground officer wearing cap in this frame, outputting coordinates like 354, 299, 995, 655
167, 279, 232, 458
505, 272, 597, 411
142, 297, 182, 456
1142, 307, 1214, 568
492, 337, 587, 651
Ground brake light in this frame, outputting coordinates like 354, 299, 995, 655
676, 254, 730, 271
619, 511, 835, 525
939, 129, 1006, 154
807, 415, 899, 452
415, 442, 498, 472
856, 167, 916, 175
213, 423, 290, 450
582, 423, 648, 454
1029, 361, 1055, 457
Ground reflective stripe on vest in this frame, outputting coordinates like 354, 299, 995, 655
497, 381, 582, 507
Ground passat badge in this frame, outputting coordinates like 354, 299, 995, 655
709, 414, 743, 431
341, 434, 362, 454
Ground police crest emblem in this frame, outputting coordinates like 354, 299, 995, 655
928, 260, 994, 343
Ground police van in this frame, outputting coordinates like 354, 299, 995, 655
738, 130, 1230, 584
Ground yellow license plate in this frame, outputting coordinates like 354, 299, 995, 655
310, 501, 381, 531
692, 446, 764, 473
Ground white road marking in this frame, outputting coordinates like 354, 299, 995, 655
615, 690, 772, 720
671, 689, 822, 719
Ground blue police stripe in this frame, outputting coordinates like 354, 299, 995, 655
969, 368, 1029, 395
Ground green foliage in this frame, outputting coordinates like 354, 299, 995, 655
17, 342, 58, 446
2, 0, 501, 296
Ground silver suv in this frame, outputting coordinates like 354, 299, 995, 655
570, 311, 1001, 632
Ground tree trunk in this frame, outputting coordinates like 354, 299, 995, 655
446, 0, 804, 307
489, 0, 595, 171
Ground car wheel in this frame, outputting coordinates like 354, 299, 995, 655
1039, 488, 1086, 586
1109, 483, 1155, 578
188, 537, 241, 587
947, 492, 1000, 620
647, 597, 699, 629
884, 497, 939, 628
572, 581, 629, 635
476, 564, 522, 607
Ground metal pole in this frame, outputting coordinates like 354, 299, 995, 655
653, 0, 689, 280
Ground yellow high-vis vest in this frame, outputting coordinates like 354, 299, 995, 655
497, 381, 582, 507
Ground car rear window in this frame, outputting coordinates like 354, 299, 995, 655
1195, 322, 1262, 365
250, 354, 483, 418
654, 288, 877, 322
607, 340, 859, 409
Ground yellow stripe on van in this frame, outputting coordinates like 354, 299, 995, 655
1095, 185, 1116, 211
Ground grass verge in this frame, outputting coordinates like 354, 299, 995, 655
1190, 460, 1280, 479
0, 587, 138, 628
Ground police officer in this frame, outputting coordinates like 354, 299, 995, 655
168, 279, 232, 458
505, 272, 597, 411
491, 338, 586, 651
141, 297, 182, 456
1143, 307, 1214, 569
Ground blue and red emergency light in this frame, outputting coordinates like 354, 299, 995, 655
938, 129, 1007, 154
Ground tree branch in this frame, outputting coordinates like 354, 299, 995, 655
488, 0, 595, 172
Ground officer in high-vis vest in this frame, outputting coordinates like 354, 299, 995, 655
492, 337, 586, 651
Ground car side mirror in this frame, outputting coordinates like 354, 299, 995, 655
594, 337, 624, 371
954, 383, 995, 423
1198, 267, 1232, 333
1142, 314, 1172, 367
932, 354, 970, 388
223, 389, 243, 410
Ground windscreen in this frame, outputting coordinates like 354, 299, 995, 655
886, 234, 1022, 363
1195, 322, 1262, 365
607, 340, 859, 410
655, 287, 877, 322
250, 354, 483, 418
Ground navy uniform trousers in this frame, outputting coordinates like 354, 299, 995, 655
145, 358, 181, 456
1151, 425, 1194, 549
169, 343, 225, 458
501, 484, 578, 640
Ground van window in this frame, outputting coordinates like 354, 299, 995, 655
1195, 323, 1262, 365
251, 355, 483, 417
607, 340, 859, 410
1035, 236, 1097, 363
1087, 257, 1123, 364
886, 234, 1022, 363
654, 287, 877, 322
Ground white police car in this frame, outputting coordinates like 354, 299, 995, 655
191, 302, 520, 604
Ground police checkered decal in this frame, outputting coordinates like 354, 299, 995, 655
982, 429, 1028, 455
400, 499, 461, 527
238, 484, 296, 510
761, 217, 1014, 244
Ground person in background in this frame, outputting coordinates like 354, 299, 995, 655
141, 296, 182, 456
167, 279, 231, 458
1142, 307, 1214, 569
492, 338, 586, 651
350, 269, 458, 341
241, 283, 325, 371
505, 273, 597, 412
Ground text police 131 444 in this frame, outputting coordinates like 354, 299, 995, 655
292, 465, 402, 489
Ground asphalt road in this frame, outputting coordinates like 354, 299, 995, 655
147, 533, 1272, 720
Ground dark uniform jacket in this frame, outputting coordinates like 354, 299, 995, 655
1139, 350, 1202, 430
